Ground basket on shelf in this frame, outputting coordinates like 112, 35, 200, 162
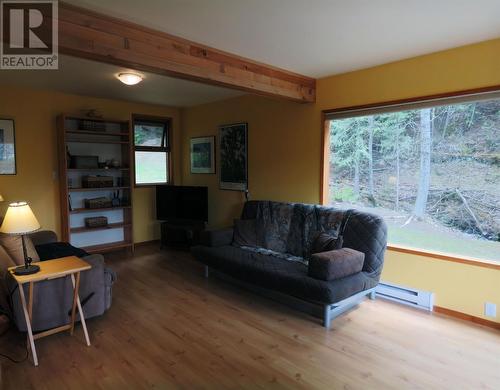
84, 197, 112, 209
84, 216, 108, 228
82, 175, 113, 188
80, 119, 106, 132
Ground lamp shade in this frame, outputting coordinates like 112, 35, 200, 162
0, 202, 40, 234
0, 194, 4, 202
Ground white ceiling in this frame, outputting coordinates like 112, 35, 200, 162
65, 0, 500, 77
1, 1, 498, 107
0, 55, 244, 107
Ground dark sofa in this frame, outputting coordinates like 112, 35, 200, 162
191, 200, 387, 327
3, 230, 116, 332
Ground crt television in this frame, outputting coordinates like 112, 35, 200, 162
156, 185, 208, 222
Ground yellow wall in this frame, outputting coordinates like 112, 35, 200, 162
181, 95, 319, 227
0, 86, 181, 243
181, 38, 500, 323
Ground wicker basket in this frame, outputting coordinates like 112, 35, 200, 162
84, 197, 112, 209
85, 216, 108, 228
82, 175, 113, 188
80, 120, 106, 132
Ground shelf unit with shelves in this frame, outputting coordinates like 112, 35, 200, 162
58, 114, 134, 253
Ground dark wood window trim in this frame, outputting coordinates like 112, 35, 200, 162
132, 114, 173, 187
320, 84, 500, 270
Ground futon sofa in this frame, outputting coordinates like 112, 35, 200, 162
191, 200, 387, 327
0, 230, 116, 332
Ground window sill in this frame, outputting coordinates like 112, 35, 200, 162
387, 244, 500, 270
134, 182, 170, 188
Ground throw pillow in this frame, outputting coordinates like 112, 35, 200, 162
233, 219, 260, 247
308, 248, 365, 281
0, 233, 40, 266
312, 232, 342, 254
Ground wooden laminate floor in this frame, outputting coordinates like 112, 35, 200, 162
0, 244, 499, 389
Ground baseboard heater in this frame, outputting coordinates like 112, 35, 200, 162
376, 281, 434, 311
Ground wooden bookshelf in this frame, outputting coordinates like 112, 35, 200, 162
66, 130, 130, 136
69, 206, 132, 214
66, 139, 130, 145
58, 114, 134, 253
67, 168, 129, 172
68, 186, 130, 192
70, 222, 131, 234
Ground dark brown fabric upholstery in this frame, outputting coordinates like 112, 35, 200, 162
4, 230, 116, 332
308, 248, 365, 281
192, 200, 387, 304
200, 228, 234, 247
191, 244, 374, 304
312, 232, 342, 254
233, 219, 259, 247
29, 230, 58, 246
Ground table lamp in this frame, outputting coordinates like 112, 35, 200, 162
0, 202, 41, 275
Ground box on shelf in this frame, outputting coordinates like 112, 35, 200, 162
84, 197, 112, 209
71, 155, 99, 169
84, 216, 108, 228
80, 119, 106, 132
82, 175, 114, 188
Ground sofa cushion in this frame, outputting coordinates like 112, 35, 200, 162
238, 245, 306, 265
241, 201, 344, 259
200, 228, 234, 247
0, 233, 40, 265
191, 245, 376, 303
233, 219, 259, 247
308, 248, 365, 281
311, 232, 342, 254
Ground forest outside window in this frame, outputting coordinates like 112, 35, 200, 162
325, 92, 499, 262
133, 117, 171, 185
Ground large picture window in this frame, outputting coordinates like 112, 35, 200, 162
133, 116, 171, 186
325, 91, 499, 262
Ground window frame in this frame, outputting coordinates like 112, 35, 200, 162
132, 114, 173, 187
320, 85, 500, 270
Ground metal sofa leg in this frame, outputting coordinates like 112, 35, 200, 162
323, 288, 377, 328
204, 266, 209, 278
369, 290, 376, 300
323, 305, 332, 328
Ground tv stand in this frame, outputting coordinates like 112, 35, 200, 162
160, 220, 205, 249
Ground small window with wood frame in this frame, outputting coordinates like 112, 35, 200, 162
133, 115, 172, 186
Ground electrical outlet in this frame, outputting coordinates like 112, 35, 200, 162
484, 302, 497, 318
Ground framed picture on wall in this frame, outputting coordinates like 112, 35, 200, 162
219, 123, 248, 191
190, 136, 216, 174
0, 118, 16, 175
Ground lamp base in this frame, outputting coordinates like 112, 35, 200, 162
13, 264, 40, 275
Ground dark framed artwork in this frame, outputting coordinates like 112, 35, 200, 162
219, 123, 248, 191
0, 119, 16, 175
190, 136, 216, 174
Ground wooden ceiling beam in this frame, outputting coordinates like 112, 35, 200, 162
56, 2, 316, 103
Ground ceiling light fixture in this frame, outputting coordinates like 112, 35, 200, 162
117, 72, 143, 86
